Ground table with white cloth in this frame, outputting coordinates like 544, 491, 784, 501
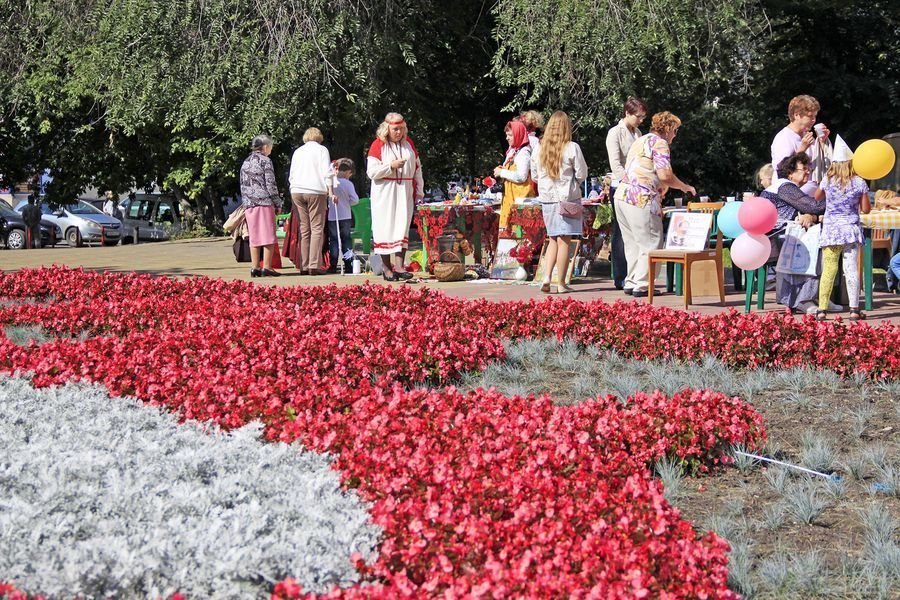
860, 209, 900, 310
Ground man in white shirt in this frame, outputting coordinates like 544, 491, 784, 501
288, 127, 335, 274
605, 96, 647, 290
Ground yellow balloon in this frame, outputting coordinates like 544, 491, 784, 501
853, 139, 896, 180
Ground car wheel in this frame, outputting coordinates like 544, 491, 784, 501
7, 229, 26, 250
65, 228, 83, 247
6, 229, 27, 250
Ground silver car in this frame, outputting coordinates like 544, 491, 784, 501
118, 194, 182, 242
16, 199, 122, 246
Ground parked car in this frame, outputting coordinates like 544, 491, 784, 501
15, 199, 122, 246
0, 203, 59, 249
118, 194, 182, 242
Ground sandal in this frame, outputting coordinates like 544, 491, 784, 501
848, 308, 866, 321
539, 281, 551, 293
815, 310, 827, 321
556, 283, 575, 294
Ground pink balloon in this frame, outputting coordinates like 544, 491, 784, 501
737, 196, 778, 235
731, 233, 771, 271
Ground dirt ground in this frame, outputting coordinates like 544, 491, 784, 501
464, 340, 900, 599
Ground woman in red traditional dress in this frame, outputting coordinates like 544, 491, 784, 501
366, 112, 424, 281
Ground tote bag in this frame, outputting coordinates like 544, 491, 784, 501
775, 222, 820, 277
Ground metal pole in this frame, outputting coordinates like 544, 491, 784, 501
333, 198, 345, 276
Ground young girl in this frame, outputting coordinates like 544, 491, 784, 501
329, 158, 359, 273
815, 135, 871, 320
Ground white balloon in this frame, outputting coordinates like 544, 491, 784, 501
731, 233, 771, 271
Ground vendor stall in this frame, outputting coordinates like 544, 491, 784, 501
413, 201, 612, 276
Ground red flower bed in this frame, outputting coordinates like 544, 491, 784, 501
2, 267, 894, 598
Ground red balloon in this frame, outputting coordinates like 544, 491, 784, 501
737, 196, 778, 235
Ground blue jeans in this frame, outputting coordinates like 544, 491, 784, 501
890, 252, 900, 290
886, 229, 900, 290
328, 219, 352, 271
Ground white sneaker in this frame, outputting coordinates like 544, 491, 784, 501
796, 301, 817, 315
828, 301, 843, 312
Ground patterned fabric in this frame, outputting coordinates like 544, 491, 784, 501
240, 152, 282, 209
819, 175, 868, 247
618, 133, 671, 216
860, 210, 900, 230
760, 179, 824, 229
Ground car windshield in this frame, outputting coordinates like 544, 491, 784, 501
0, 204, 17, 218
65, 201, 104, 215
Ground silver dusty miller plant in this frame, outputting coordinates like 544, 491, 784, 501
0, 376, 381, 599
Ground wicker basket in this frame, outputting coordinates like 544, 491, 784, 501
433, 251, 465, 282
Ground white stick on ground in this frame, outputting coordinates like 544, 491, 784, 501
735, 450, 838, 480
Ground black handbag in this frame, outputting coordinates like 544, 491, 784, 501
233, 236, 251, 262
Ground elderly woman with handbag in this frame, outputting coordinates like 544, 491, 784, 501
614, 111, 695, 297
239, 134, 282, 277
531, 111, 588, 293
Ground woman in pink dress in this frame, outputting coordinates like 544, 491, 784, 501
239, 135, 282, 277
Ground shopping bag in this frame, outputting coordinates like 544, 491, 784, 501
775, 222, 820, 276
233, 236, 251, 263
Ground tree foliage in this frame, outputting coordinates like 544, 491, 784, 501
1, 0, 898, 214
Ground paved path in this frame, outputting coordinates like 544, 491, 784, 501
3, 238, 899, 324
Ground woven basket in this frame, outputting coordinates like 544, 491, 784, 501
433, 251, 465, 282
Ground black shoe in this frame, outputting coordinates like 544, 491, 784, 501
250, 268, 262, 278
261, 269, 281, 277
623, 288, 633, 295
383, 271, 398, 282
631, 289, 648, 298
395, 271, 414, 280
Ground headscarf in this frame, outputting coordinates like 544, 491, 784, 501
503, 120, 529, 164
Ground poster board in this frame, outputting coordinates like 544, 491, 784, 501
490, 239, 523, 279
533, 239, 581, 285
664, 212, 712, 251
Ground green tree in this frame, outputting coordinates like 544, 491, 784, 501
492, 0, 769, 193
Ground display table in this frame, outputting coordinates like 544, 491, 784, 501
414, 202, 610, 272
860, 210, 900, 310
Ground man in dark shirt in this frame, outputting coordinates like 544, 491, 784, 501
21, 195, 42, 248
